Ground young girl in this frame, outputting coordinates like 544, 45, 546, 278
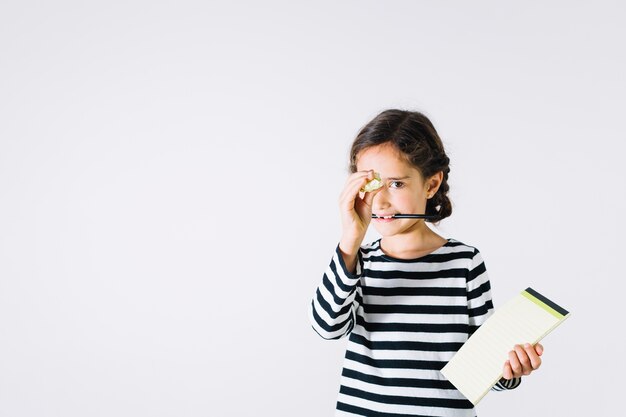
309, 109, 544, 416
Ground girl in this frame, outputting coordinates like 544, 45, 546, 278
309, 109, 544, 417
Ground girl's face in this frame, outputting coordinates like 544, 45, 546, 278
356, 143, 440, 237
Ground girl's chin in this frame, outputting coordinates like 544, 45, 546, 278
372, 219, 424, 235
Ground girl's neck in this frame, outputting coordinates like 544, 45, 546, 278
380, 223, 447, 259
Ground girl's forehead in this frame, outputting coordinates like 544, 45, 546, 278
356, 144, 419, 176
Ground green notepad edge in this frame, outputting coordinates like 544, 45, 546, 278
521, 287, 569, 320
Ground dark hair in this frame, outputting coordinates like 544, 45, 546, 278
349, 109, 452, 223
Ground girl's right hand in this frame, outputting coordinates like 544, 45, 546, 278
338, 170, 383, 249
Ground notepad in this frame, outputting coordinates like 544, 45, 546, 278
440, 287, 570, 405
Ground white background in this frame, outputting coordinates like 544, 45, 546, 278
1, 1, 624, 416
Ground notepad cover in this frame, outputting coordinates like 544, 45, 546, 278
440, 287, 570, 405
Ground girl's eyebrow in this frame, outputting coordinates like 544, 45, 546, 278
384, 175, 410, 180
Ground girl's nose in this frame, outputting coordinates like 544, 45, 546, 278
372, 185, 390, 208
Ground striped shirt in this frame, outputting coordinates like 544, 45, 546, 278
310, 238, 521, 417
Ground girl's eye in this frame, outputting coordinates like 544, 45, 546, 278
389, 181, 404, 189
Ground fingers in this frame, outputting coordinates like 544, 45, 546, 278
339, 170, 374, 209
524, 343, 542, 370
338, 170, 382, 240
340, 170, 383, 213
508, 348, 523, 377
515, 344, 533, 375
362, 180, 383, 206
502, 360, 513, 380
507, 343, 543, 378
535, 343, 544, 356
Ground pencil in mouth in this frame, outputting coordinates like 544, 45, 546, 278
371, 214, 438, 219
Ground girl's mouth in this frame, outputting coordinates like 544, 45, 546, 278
373, 214, 397, 223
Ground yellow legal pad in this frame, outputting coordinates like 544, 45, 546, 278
440, 287, 571, 405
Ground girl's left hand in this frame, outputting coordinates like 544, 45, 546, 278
502, 343, 544, 379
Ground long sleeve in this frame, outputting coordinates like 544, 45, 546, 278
309, 244, 362, 340
466, 248, 522, 391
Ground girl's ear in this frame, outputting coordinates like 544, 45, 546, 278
426, 171, 444, 197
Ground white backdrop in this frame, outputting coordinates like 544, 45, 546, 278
1, 1, 624, 416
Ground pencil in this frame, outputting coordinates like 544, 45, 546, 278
371, 214, 439, 219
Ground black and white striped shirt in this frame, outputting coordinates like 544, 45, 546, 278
310, 238, 521, 417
